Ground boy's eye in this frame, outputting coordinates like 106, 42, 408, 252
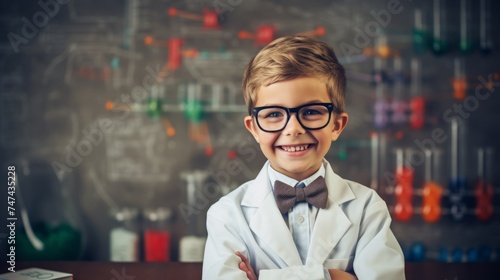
302, 106, 329, 116
302, 109, 322, 115
266, 111, 284, 118
257, 108, 286, 119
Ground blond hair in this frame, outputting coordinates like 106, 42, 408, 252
241, 35, 346, 115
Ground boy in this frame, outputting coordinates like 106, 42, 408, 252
202, 35, 405, 279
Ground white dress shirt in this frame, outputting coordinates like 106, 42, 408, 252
268, 164, 331, 278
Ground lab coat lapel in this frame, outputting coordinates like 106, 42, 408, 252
242, 162, 303, 267
306, 160, 355, 265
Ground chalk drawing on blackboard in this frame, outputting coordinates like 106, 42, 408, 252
62, 44, 136, 88
177, 25, 232, 39
174, 82, 244, 113
205, 146, 255, 186
43, 47, 70, 84
42, 109, 79, 152
203, 113, 257, 183
68, 0, 121, 23
42, 43, 136, 89
105, 115, 173, 183
0, 91, 29, 147
89, 168, 119, 209
183, 51, 251, 83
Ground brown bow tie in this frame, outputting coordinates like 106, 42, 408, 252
274, 176, 328, 214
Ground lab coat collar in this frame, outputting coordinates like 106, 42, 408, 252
241, 159, 356, 267
306, 159, 354, 265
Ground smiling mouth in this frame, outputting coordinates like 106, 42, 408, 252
278, 144, 311, 152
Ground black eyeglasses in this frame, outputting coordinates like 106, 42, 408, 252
252, 103, 339, 132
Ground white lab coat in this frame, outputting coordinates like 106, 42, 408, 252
202, 159, 405, 280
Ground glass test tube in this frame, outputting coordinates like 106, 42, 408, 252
391, 56, 407, 125
475, 148, 494, 221
147, 84, 163, 119
449, 118, 467, 221
479, 0, 493, 54
422, 149, 443, 223
410, 57, 425, 130
413, 8, 426, 54
453, 58, 467, 101
459, 0, 473, 54
370, 132, 379, 191
393, 148, 414, 222
422, 149, 443, 185
374, 57, 388, 129
432, 0, 448, 55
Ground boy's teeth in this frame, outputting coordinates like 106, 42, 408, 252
281, 145, 308, 152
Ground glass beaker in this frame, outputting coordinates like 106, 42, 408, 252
109, 207, 139, 261
143, 207, 173, 262
15, 160, 85, 260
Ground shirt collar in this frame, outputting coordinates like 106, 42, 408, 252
268, 162, 326, 190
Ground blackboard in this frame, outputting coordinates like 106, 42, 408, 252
1, 0, 500, 261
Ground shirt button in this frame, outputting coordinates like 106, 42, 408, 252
297, 215, 305, 224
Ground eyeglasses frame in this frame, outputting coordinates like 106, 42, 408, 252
251, 102, 340, 133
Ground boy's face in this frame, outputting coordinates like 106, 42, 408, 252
244, 77, 348, 181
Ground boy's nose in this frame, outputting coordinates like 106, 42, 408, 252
283, 113, 305, 135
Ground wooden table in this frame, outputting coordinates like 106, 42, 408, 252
2, 261, 499, 279
2, 262, 202, 280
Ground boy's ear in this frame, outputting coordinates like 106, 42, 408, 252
244, 115, 260, 143
331, 112, 348, 141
